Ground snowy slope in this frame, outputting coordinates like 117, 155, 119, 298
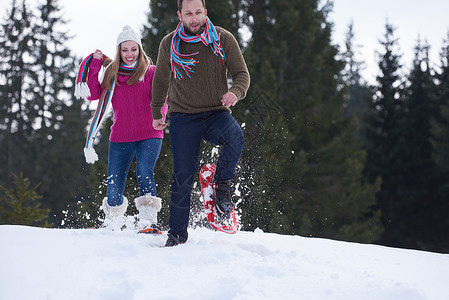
1, 225, 448, 300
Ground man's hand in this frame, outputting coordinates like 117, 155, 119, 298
153, 118, 167, 130
221, 91, 238, 109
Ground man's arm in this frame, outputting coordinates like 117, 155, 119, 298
221, 29, 251, 101
151, 35, 172, 120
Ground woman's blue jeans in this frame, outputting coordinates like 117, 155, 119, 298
106, 138, 162, 206
168, 110, 245, 237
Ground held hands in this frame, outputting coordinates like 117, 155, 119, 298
221, 91, 238, 108
152, 92, 237, 130
153, 118, 167, 130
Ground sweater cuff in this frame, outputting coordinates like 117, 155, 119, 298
90, 57, 102, 70
151, 106, 163, 120
229, 86, 245, 100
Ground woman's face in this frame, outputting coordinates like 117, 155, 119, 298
120, 41, 140, 66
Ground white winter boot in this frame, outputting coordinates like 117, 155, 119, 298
134, 194, 162, 232
100, 196, 128, 230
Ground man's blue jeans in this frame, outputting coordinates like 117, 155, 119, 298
106, 138, 162, 206
168, 111, 245, 237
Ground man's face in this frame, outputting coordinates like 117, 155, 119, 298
177, 0, 207, 35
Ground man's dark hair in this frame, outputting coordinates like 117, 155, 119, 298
177, 0, 206, 12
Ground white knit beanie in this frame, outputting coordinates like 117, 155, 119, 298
116, 25, 142, 49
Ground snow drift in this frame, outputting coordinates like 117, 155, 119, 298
1, 225, 448, 300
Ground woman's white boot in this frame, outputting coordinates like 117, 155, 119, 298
101, 196, 128, 230
134, 195, 162, 230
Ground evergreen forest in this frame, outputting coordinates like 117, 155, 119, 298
1, 0, 449, 253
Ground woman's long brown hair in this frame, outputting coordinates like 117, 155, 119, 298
101, 43, 153, 91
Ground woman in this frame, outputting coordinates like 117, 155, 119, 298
75, 26, 167, 231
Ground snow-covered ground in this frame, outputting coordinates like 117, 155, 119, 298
1, 225, 448, 300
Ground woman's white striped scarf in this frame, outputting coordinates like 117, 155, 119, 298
74, 54, 137, 164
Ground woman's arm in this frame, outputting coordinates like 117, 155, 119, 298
86, 57, 104, 100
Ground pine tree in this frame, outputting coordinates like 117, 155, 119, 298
0, 173, 51, 226
0, 0, 37, 186
0, 0, 94, 226
399, 39, 447, 251
237, 0, 382, 243
362, 22, 407, 247
429, 34, 449, 252
31, 0, 93, 224
341, 21, 372, 144
432, 32, 449, 177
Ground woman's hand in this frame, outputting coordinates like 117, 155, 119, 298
93, 49, 103, 60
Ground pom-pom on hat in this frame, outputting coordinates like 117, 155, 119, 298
116, 25, 142, 49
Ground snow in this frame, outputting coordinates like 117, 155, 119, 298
1, 225, 448, 300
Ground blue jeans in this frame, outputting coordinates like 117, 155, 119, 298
106, 138, 162, 206
168, 110, 245, 237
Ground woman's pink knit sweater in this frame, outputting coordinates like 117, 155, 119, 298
87, 58, 167, 142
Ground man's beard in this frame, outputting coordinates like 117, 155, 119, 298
184, 22, 206, 36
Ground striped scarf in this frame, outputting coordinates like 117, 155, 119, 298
74, 53, 113, 98
171, 16, 226, 79
74, 53, 138, 164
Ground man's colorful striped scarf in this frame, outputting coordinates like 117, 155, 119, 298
171, 16, 226, 79
74, 54, 138, 164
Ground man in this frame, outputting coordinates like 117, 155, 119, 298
151, 0, 250, 247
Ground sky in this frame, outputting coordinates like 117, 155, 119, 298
1, 0, 449, 84
329, 0, 449, 83
1, 225, 449, 299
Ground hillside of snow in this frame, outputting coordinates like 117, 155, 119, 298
1, 225, 448, 300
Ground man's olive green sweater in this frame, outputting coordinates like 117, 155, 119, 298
151, 26, 250, 120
